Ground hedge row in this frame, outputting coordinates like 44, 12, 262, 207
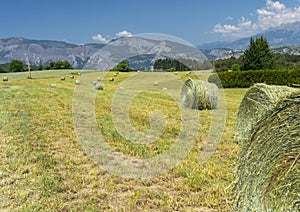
208, 69, 300, 88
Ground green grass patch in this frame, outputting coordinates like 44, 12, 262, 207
0, 70, 244, 211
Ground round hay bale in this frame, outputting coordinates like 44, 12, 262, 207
114, 73, 118, 77
50, 83, 56, 88
92, 81, 97, 86
153, 82, 159, 86
237, 83, 298, 145
180, 78, 218, 110
78, 73, 81, 76
70, 75, 74, 79
109, 77, 114, 82
75, 80, 80, 85
97, 77, 102, 82
2, 77, 8, 81
60, 77, 65, 81
94, 83, 104, 90
232, 93, 300, 212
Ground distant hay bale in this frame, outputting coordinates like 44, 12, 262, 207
109, 77, 114, 82
97, 77, 102, 82
114, 73, 118, 77
75, 80, 80, 85
60, 77, 65, 81
50, 83, 56, 88
237, 83, 298, 145
70, 75, 74, 79
92, 81, 97, 85
153, 82, 159, 86
2, 77, 8, 81
180, 78, 218, 110
161, 87, 168, 91
174, 72, 178, 75
78, 73, 81, 76
232, 92, 300, 212
94, 83, 104, 90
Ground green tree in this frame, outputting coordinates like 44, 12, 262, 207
9, 60, 24, 72
38, 64, 43, 70
214, 56, 242, 72
231, 64, 241, 71
44, 65, 51, 70
63, 60, 73, 69
0, 66, 6, 73
46, 60, 73, 70
54, 61, 64, 69
154, 58, 191, 71
112, 61, 133, 72
242, 36, 275, 70
49, 61, 55, 69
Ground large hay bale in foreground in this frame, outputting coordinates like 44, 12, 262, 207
237, 83, 298, 145
180, 78, 218, 110
232, 93, 300, 211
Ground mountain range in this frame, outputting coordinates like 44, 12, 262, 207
198, 22, 300, 50
1, 22, 300, 69
83, 36, 206, 70
0, 37, 104, 69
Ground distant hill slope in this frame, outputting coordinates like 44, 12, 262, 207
0, 37, 207, 70
83, 36, 206, 70
0, 37, 104, 69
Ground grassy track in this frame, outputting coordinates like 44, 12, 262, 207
0, 70, 246, 211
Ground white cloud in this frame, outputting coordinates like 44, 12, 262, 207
226, 16, 234, 21
116, 30, 133, 37
266, 0, 285, 11
257, 1, 300, 30
213, 0, 300, 38
214, 24, 239, 33
213, 17, 258, 38
92, 34, 109, 43
92, 30, 133, 43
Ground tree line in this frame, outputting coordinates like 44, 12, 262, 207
154, 58, 191, 71
0, 60, 73, 73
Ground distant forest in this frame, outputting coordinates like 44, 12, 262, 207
0, 60, 73, 73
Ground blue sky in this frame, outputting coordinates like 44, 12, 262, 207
1, 0, 300, 45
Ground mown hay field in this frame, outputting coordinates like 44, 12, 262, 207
0, 70, 245, 211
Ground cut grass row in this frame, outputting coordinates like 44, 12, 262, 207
0, 70, 245, 211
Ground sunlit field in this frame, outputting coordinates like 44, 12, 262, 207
0, 70, 246, 211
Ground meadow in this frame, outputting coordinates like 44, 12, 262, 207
0, 70, 246, 211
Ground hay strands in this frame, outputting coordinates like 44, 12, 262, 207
180, 78, 218, 110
